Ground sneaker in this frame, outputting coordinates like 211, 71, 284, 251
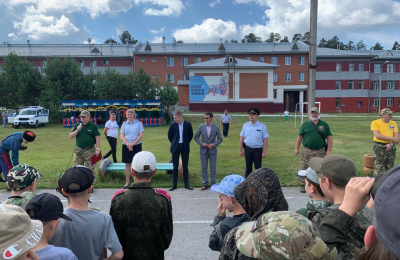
300, 185, 306, 193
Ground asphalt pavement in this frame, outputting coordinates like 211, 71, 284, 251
0, 187, 309, 260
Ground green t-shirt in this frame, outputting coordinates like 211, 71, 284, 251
1, 191, 36, 210
299, 120, 332, 149
71, 122, 100, 148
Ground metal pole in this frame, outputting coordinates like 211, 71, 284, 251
379, 70, 382, 114
308, 0, 318, 118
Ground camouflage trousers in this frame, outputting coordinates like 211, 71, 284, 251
373, 143, 396, 176
74, 146, 96, 174
299, 146, 326, 185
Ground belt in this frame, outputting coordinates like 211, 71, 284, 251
305, 146, 324, 150
178, 143, 183, 145
374, 142, 390, 145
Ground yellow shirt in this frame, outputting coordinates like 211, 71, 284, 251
371, 119, 399, 143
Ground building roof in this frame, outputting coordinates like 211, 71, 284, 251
186, 57, 279, 69
316, 48, 400, 60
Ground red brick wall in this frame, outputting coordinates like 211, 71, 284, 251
178, 85, 189, 106
189, 102, 275, 113
194, 73, 223, 76
239, 73, 268, 98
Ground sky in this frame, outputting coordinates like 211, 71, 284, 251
0, 0, 399, 49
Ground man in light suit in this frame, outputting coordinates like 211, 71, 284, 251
168, 110, 194, 191
195, 112, 223, 190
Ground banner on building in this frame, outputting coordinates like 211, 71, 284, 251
189, 76, 228, 102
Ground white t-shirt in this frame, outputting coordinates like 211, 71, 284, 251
284, 111, 289, 116
105, 120, 119, 138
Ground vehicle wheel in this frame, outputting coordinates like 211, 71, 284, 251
34, 121, 38, 129
11, 124, 15, 128
41, 123, 45, 126
14, 125, 19, 129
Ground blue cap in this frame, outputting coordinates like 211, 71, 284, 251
211, 174, 245, 197
297, 167, 319, 184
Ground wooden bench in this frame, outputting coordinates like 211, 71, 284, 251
106, 163, 173, 172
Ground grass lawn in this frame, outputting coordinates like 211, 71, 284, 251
1, 113, 398, 189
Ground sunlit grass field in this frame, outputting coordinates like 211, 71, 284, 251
1, 113, 398, 190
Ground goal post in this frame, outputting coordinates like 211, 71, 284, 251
294, 102, 321, 128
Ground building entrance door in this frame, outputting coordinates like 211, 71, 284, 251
284, 91, 300, 112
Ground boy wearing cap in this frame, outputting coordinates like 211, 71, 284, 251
2, 164, 41, 210
308, 154, 374, 257
371, 108, 399, 176
296, 167, 332, 218
50, 166, 123, 260
0, 131, 36, 182
209, 174, 249, 252
25, 193, 77, 260
110, 151, 173, 260
0, 204, 42, 260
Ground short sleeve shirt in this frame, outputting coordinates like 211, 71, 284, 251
105, 120, 119, 138
221, 114, 231, 123
71, 122, 100, 148
284, 111, 289, 116
240, 121, 269, 148
371, 119, 399, 143
121, 120, 144, 144
299, 120, 332, 149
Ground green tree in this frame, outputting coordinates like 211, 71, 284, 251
94, 67, 132, 100
391, 41, 399, 50
356, 40, 366, 50
243, 33, 262, 43
292, 33, 302, 42
301, 32, 310, 45
160, 80, 179, 111
345, 40, 355, 50
280, 36, 289, 43
265, 32, 281, 43
177, 40, 184, 43
119, 30, 138, 44
230, 39, 238, 43
326, 36, 344, 50
134, 66, 157, 100
373, 42, 384, 50
104, 38, 118, 44
318, 38, 328, 47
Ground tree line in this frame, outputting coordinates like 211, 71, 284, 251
0, 53, 178, 122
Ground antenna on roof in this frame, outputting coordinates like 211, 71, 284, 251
88, 38, 92, 44
27, 40, 30, 46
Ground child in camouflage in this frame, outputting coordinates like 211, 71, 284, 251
296, 167, 332, 219
1, 164, 41, 210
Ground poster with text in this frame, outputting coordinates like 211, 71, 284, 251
189, 76, 228, 102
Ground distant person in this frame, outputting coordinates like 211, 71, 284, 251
0, 131, 36, 182
2, 110, 8, 128
110, 151, 173, 260
2, 164, 41, 209
284, 109, 289, 122
194, 112, 223, 190
120, 109, 144, 189
26, 193, 78, 260
49, 166, 123, 260
103, 112, 119, 163
209, 174, 248, 252
294, 107, 332, 193
0, 204, 42, 260
371, 108, 399, 175
220, 109, 232, 137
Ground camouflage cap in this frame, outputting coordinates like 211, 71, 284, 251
310, 107, 319, 112
236, 211, 337, 260
381, 108, 393, 115
7, 164, 42, 191
79, 110, 90, 117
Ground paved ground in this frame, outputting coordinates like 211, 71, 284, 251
0, 187, 308, 260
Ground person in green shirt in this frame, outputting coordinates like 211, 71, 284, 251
69, 110, 101, 174
294, 107, 332, 193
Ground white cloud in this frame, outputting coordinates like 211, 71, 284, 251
151, 36, 163, 43
172, 18, 238, 43
248, 11, 252, 15
209, 0, 220, 9
149, 27, 166, 34
133, 0, 185, 17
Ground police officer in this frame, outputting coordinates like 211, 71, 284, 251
239, 108, 269, 178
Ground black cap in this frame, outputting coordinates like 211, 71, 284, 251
26, 193, 72, 221
61, 166, 95, 194
23, 131, 36, 142
247, 107, 260, 115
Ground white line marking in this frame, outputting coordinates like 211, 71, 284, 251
174, 221, 212, 224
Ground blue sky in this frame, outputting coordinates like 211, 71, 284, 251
1, 0, 399, 49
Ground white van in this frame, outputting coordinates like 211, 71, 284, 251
14, 106, 49, 129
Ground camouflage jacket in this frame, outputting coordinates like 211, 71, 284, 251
310, 204, 374, 257
219, 226, 257, 260
110, 182, 173, 260
296, 199, 333, 219
1, 191, 36, 210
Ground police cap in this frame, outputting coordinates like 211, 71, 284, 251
247, 107, 260, 115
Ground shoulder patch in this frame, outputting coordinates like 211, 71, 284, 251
154, 189, 171, 202
111, 189, 126, 201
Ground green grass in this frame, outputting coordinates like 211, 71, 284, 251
1, 113, 398, 189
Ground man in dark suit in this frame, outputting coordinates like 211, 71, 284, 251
168, 110, 194, 191
194, 112, 223, 190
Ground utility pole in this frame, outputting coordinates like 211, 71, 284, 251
308, 0, 318, 117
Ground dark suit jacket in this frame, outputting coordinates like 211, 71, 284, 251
168, 120, 193, 154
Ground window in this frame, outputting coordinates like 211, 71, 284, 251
373, 81, 380, 90
244, 57, 251, 61
298, 57, 305, 65
348, 80, 354, 90
40, 60, 47, 68
285, 57, 291, 65
335, 98, 341, 108
141, 57, 145, 62
336, 62, 342, 72
181, 58, 188, 66
349, 62, 354, 72
273, 73, 277, 82
181, 74, 186, 80
373, 98, 379, 107
387, 64, 394, 73
358, 80, 363, 89
298, 73, 304, 81
79, 60, 85, 68
336, 80, 341, 90
167, 58, 174, 67
271, 57, 278, 65
91, 60, 97, 68
374, 64, 381, 73
167, 74, 174, 83
387, 98, 393, 107
358, 101, 363, 107
359, 62, 364, 72
273, 90, 277, 99
208, 57, 215, 61
152, 57, 156, 62
285, 73, 291, 82
195, 57, 201, 63
102, 60, 109, 65
387, 81, 395, 90
258, 57, 264, 62
152, 74, 156, 79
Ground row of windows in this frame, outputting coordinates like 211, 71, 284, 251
335, 98, 400, 108
273, 73, 304, 82
336, 62, 397, 73
335, 80, 399, 90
